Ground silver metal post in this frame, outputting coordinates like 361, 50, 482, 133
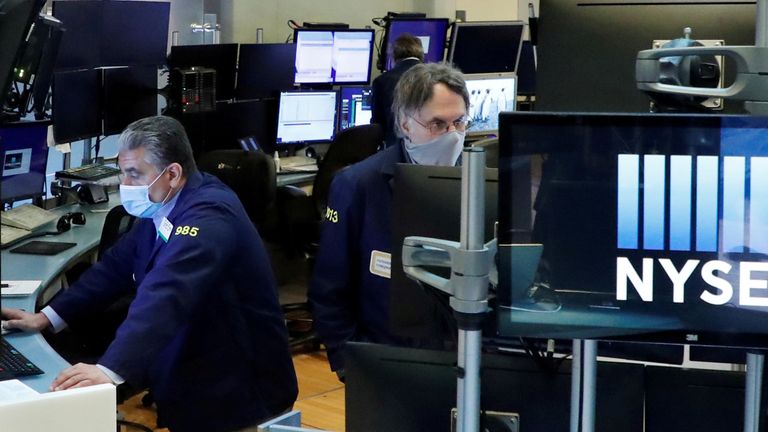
744, 353, 765, 432
757, 0, 768, 47
81, 137, 93, 166
581, 340, 598, 432
456, 147, 486, 432
570, 340, 582, 432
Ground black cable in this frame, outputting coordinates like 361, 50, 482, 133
117, 419, 154, 432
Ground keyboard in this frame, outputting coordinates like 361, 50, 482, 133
56, 163, 120, 181
280, 156, 318, 173
0, 338, 44, 381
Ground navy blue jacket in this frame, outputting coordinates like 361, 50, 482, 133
371, 58, 421, 148
49, 172, 297, 432
308, 144, 409, 371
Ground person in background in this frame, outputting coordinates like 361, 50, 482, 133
371, 33, 425, 148
309, 63, 470, 379
2, 116, 297, 432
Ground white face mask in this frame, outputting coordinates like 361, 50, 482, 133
404, 130, 465, 166
119, 168, 169, 218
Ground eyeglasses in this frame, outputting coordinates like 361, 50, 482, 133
409, 115, 468, 135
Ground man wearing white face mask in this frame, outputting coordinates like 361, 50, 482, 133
1, 116, 297, 432
309, 63, 469, 379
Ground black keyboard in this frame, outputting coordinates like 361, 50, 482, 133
0, 338, 44, 380
56, 163, 121, 181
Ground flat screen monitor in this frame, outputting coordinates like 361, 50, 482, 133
338, 85, 372, 130
168, 44, 239, 101
0, 0, 43, 108
1, 120, 50, 204
236, 43, 296, 100
276, 90, 338, 145
102, 65, 158, 136
536, 0, 756, 113
293, 29, 374, 85
516, 40, 536, 96
498, 112, 768, 350
52, 69, 101, 143
53, 0, 169, 70
465, 72, 517, 137
345, 342, 645, 432
447, 21, 525, 74
382, 18, 449, 71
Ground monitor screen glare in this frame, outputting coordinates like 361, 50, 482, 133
276, 91, 338, 144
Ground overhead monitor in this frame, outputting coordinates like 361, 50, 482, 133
168, 44, 239, 101
498, 112, 768, 349
102, 65, 158, 136
53, 0, 169, 70
52, 69, 101, 143
464, 72, 517, 137
276, 90, 338, 145
447, 21, 525, 74
338, 86, 372, 130
536, 0, 756, 113
382, 18, 449, 71
293, 29, 375, 85
236, 43, 296, 100
1, 120, 50, 204
0, 0, 44, 108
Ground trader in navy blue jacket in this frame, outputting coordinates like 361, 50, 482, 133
2, 116, 298, 432
371, 33, 424, 148
309, 63, 470, 376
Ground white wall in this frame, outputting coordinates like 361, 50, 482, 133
456, 0, 518, 21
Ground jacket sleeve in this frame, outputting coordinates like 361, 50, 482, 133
97, 200, 239, 388
48, 222, 143, 323
308, 172, 361, 371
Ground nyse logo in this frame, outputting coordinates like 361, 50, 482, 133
616, 154, 768, 307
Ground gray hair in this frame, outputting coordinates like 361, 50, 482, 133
117, 116, 198, 175
392, 63, 470, 138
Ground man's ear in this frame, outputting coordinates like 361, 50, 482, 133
167, 163, 183, 188
399, 114, 412, 139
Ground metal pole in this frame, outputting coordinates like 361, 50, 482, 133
744, 353, 765, 432
756, 0, 768, 47
456, 147, 486, 432
581, 340, 598, 432
81, 137, 93, 166
570, 340, 583, 432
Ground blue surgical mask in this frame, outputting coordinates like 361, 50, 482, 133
119, 168, 169, 218
404, 130, 465, 166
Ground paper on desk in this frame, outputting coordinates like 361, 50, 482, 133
1, 280, 41, 297
0, 379, 39, 404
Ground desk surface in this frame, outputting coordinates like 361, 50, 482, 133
2, 198, 116, 392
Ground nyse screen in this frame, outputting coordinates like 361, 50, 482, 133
497, 112, 768, 349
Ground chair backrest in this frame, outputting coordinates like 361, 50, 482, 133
312, 123, 383, 215
197, 149, 277, 229
98, 205, 136, 259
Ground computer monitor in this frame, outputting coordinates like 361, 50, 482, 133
516, 41, 536, 97
382, 18, 450, 71
0, 0, 44, 109
447, 21, 525, 74
536, 0, 756, 113
497, 112, 768, 349
1, 120, 50, 204
236, 43, 296, 100
52, 69, 101, 143
464, 72, 517, 137
53, 0, 169, 70
338, 86, 372, 130
168, 44, 239, 101
102, 65, 158, 136
293, 29, 375, 85
276, 90, 338, 145
345, 342, 645, 432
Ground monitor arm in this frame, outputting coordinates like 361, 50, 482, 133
402, 236, 496, 315
635, 46, 768, 114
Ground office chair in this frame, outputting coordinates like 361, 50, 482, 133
197, 149, 277, 235
312, 123, 383, 215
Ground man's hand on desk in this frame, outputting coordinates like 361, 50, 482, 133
0, 307, 50, 332
51, 363, 112, 391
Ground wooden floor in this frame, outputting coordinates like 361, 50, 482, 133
117, 350, 345, 431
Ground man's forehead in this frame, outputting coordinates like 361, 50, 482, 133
118, 148, 147, 168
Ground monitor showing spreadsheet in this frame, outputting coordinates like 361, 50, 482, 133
338, 86, 372, 130
293, 29, 374, 85
276, 91, 338, 144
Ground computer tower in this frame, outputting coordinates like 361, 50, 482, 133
169, 67, 216, 114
